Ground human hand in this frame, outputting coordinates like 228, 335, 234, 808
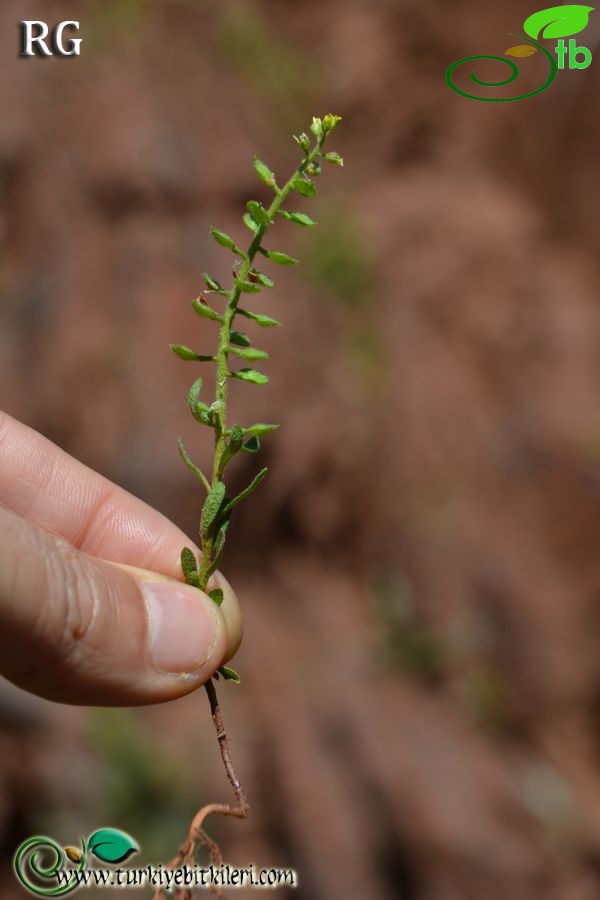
0, 412, 242, 706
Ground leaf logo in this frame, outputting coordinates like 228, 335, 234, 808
505, 44, 539, 56
63, 846, 83, 863
87, 828, 139, 865
523, 5, 594, 40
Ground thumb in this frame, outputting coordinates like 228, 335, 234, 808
0, 506, 238, 705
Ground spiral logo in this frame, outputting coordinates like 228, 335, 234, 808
445, 35, 557, 102
14, 836, 85, 896
13, 828, 138, 896
445, 6, 594, 102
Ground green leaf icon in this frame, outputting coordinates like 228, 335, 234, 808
87, 829, 139, 864
523, 5, 594, 40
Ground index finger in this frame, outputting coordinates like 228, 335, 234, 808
0, 411, 196, 578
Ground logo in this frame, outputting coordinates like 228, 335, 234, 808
14, 828, 138, 896
446, 5, 594, 101
13, 831, 298, 894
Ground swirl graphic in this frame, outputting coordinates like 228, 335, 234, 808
445, 35, 557, 101
14, 836, 86, 896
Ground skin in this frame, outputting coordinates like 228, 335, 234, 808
0, 411, 242, 706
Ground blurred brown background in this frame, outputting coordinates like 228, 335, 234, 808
2, 0, 600, 897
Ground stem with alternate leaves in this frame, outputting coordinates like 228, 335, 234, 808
157, 115, 343, 898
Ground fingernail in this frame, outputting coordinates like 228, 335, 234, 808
142, 582, 221, 673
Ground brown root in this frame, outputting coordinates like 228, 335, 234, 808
152, 678, 249, 900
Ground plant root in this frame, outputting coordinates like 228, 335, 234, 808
152, 678, 249, 900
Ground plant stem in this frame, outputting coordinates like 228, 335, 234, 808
162, 116, 342, 900
188, 142, 326, 892
196, 138, 324, 591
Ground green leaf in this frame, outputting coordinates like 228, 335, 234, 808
227, 425, 244, 453
247, 200, 270, 227
244, 423, 279, 436
202, 273, 222, 292
217, 665, 241, 683
186, 378, 213, 425
226, 424, 245, 459
208, 588, 224, 606
181, 547, 200, 588
218, 424, 244, 475
209, 226, 241, 254
228, 424, 244, 452
255, 272, 274, 288
230, 330, 251, 346
191, 298, 223, 322
523, 5, 593, 39
236, 279, 261, 293
223, 467, 268, 513
231, 368, 269, 385
87, 829, 138, 865
243, 212, 259, 234
259, 248, 299, 266
324, 151, 344, 166
190, 404, 213, 426
292, 175, 316, 197
238, 309, 282, 328
177, 437, 210, 492
208, 520, 230, 575
187, 377, 203, 406
169, 344, 213, 362
254, 157, 277, 188
181, 546, 198, 578
278, 210, 317, 227
242, 435, 261, 453
201, 481, 226, 538
228, 346, 269, 361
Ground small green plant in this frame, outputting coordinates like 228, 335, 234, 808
158, 115, 343, 894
